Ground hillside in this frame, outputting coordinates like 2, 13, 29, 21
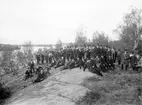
4, 67, 142, 105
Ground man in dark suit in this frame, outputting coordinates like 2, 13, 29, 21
130, 51, 138, 71
28, 59, 35, 73
124, 49, 130, 70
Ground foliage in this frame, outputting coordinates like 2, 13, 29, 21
0, 83, 11, 105
55, 39, 63, 50
108, 40, 127, 50
0, 41, 34, 76
114, 7, 142, 49
92, 31, 109, 45
0, 51, 14, 74
0, 51, 21, 76
75, 26, 87, 45
22, 41, 34, 61
135, 40, 142, 55
0, 44, 20, 51
15, 51, 27, 69
76, 92, 101, 105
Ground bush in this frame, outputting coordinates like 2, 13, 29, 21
76, 91, 101, 105
0, 83, 11, 105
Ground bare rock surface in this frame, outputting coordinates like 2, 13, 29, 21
6, 68, 95, 105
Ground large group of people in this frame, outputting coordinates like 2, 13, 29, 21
24, 44, 142, 83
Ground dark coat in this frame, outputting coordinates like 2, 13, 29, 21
124, 53, 130, 65
130, 55, 137, 67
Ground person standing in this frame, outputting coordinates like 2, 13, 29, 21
45, 52, 49, 64
28, 59, 35, 73
117, 49, 121, 65
124, 49, 130, 70
130, 51, 138, 71
41, 52, 45, 64
36, 52, 40, 64
121, 50, 125, 70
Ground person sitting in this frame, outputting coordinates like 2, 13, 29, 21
99, 56, 108, 72
91, 66, 103, 77
75, 58, 82, 68
35, 66, 42, 75
45, 66, 51, 76
34, 68, 45, 83
84, 57, 103, 76
54, 57, 65, 69
49, 59, 56, 67
68, 59, 76, 70
24, 67, 32, 81
60, 59, 72, 70
83, 58, 91, 71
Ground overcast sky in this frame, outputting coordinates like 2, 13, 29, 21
0, 0, 142, 45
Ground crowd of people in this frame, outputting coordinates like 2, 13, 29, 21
24, 44, 142, 82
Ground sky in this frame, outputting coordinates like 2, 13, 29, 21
0, 0, 142, 45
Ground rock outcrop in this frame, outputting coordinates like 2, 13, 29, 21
6, 69, 95, 105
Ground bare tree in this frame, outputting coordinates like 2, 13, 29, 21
75, 25, 87, 45
92, 31, 109, 45
16, 51, 27, 68
22, 41, 34, 62
55, 39, 63, 50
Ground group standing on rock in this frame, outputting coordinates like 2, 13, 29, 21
24, 44, 142, 82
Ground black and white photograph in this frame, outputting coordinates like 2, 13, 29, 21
0, 0, 142, 105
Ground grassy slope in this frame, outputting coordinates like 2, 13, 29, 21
76, 67, 142, 105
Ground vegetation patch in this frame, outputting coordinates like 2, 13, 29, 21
0, 83, 12, 105
85, 76, 102, 82
80, 68, 142, 105
76, 91, 101, 105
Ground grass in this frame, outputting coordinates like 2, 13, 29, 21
76, 67, 142, 105
76, 92, 101, 105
